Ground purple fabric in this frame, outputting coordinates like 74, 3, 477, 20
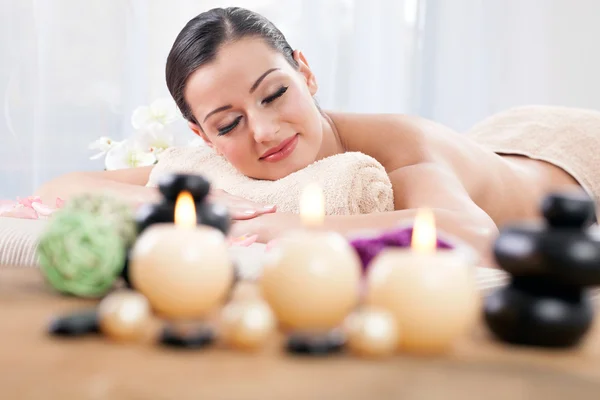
349, 226, 453, 271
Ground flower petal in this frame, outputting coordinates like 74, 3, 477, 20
89, 151, 106, 160
88, 136, 115, 151
150, 97, 180, 125
104, 142, 130, 170
17, 196, 41, 207
31, 202, 58, 217
131, 106, 153, 130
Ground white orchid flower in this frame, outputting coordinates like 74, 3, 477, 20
133, 123, 176, 156
104, 139, 156, 170
131, 97, 180, 129
88, 136, 120, 160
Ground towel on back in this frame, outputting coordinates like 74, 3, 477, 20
466, 105, 600, 214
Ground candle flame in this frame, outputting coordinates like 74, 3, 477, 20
411, 208, 436, 253
174, 191, 196, 228
299, 183, 325, 227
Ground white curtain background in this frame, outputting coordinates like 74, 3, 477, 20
2, 0, 600, 199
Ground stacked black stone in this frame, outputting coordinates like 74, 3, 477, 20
121, 173, 231, 286
484, 191, 599, 348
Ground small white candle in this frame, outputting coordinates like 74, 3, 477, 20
365, 209, 480, 354
129, 191, 234, 320
260, 183, 361, 332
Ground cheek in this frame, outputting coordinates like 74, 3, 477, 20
216, 140, 252, 168
281, 87, 321, 135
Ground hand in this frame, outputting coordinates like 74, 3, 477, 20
229, 212, 301, 243
208, 189, 276, 220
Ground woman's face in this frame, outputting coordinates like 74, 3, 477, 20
184, 37, 323, 180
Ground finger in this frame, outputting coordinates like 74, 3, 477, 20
253, 204, 277, 215
228, 208, 259, 220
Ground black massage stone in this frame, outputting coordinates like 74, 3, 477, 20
541, 191, 596, 228
157, 173, 211, 203
286, 331, 345, 356
135, 201, 174, 234
135, 197, 230, 235
48, 309, 100, 337
484, 191, 600, 348
160, 325, 215, 349
484, 280, 593, 348
197, 202, 231, 235
493, 224, 546, 276
494, 226, 600, 286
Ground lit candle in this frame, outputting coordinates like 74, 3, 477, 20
365, 209, 480, 354
259, 183, 361, 351
129, 191, 234, 320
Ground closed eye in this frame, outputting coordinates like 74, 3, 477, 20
217, 115, 242, 136
262, 86, 288, 104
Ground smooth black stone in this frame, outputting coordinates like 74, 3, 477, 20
286, 331, 345, 356
197, 202, 231, 235
484, 283, 593, 348
510, 276, 583, 302
539, 230, 600, 286
135, 199, 230, 235
494, 225, 600, 286
158, 173, 211, 203
160, 326, 215, 349
493, 224, 546, 275
541, 191, 596, 228
135, 201, 174, 234
48, 309, 100, 337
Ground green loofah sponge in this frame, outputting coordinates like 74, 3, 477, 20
63, 193, 137, 247
38, 209, 126, 298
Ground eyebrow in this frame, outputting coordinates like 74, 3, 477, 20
203, 68, 280, 123
249, 68, 279, 93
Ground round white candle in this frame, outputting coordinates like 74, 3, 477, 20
365, 209, 480, 354
261, 230, 361, 331
344, 307, 399, 358
129, 192, 234, 320
98, 290, 152, 342
259, 183, 361, 332
220, 300, 276, 351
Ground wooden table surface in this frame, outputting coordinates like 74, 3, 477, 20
2, 267, 600, 400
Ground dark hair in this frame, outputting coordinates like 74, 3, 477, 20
166, 7, 299, 125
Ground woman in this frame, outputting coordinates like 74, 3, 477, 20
36, 7, 589, 265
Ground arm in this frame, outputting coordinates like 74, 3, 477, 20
35, 167, 276, 219
35, 166, 159, 206
322, 162, 499, 264
233, 162, 498, 266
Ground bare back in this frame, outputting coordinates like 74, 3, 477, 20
328, 112, 583, 227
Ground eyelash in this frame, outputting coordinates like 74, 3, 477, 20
216, 86, 289, 136
262, 85, 288, 105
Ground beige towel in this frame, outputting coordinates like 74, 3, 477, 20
147, 146, 394, 215
467, 105, 600, 209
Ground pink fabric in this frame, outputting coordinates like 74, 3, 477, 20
0, 196, 64, 220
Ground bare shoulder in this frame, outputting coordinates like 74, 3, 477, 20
326, 111, 511, 213
327, 111, 470, 171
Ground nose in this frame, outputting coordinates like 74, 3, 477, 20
249, 111, 279, 143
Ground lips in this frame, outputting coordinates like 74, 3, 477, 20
259, 134, 299, 162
